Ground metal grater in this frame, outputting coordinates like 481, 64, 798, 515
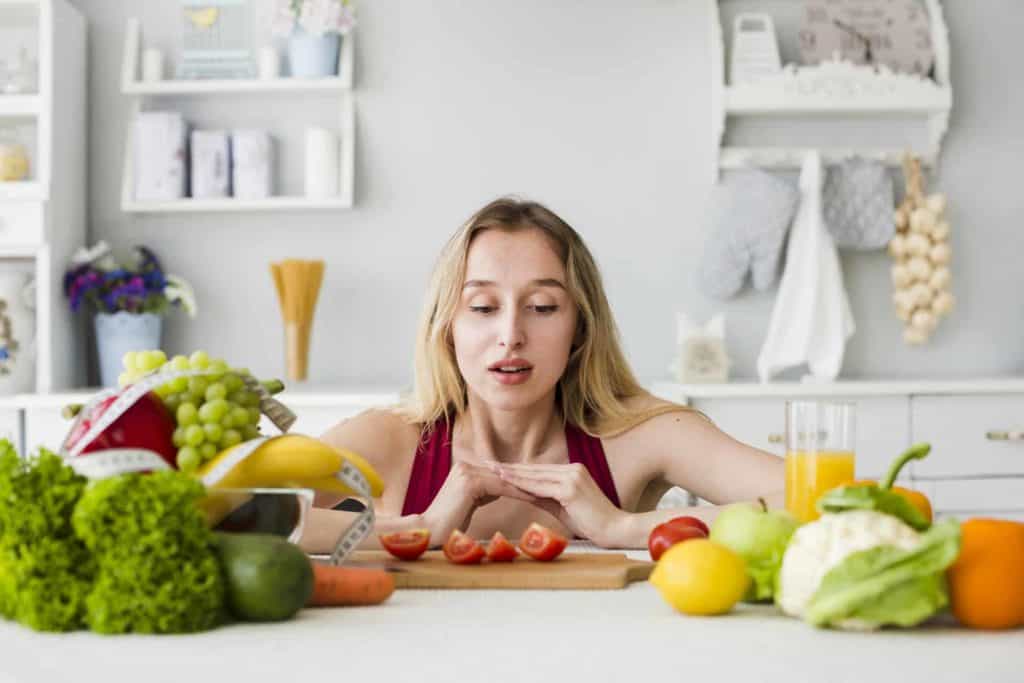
178, 0, 254, 80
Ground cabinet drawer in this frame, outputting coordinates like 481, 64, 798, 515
915, 478, 1024, 515
691, 396, 910, 480
0, 203, 44, 245
24, 406, 71, 453
911, 395, 1024, 477
0, 408, 21, 453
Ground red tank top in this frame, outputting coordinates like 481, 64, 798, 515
400, 419, 622, 516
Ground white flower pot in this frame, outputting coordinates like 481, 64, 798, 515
94, 312, 162, 388
288, 27, 341, 78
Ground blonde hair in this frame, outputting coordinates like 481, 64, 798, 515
398, 197, 691, 437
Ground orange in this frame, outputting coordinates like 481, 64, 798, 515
849, 480, 933, 523
947, 518, 1024, 630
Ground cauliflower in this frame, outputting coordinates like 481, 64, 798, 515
777, 510, 921, 622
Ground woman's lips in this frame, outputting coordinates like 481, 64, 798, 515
489, 365, 533, 385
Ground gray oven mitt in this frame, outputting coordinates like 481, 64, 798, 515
822, 158, 895, 250
698, 170, 799, 299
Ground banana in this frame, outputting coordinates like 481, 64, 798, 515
195, 434, 384, 498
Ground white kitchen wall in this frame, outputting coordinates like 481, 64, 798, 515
71, 0, 1024, 388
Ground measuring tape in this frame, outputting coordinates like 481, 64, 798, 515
59, 368, 372, 565
60, 366, 296, 457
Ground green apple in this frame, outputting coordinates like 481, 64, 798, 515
709, 498, 798, 602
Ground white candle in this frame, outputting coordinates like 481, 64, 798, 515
142, 48, 164, 82
304, 127, 339, 197
258, 46, 279, 80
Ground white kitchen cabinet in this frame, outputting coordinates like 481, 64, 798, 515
910, 394, 1024, 478
689, 395, 910, 480
0, 0, 88, 392
915, 478, 1024, 515
23, 403, 70, 453
0, 407, 21, 452
257, 389, 402, 439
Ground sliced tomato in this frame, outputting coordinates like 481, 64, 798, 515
443, 529, 486, 565
518, 522, 568, 561
486, 531, 519, 562
379, 528, 431, 561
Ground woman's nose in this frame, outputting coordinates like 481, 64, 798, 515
498, 309, 525, 349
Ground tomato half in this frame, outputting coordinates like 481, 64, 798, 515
648, 520, 707, 561
518, 523, 568, 561
379, 528, 431, 561
443, 529, 486, 565
486, 531, 519, 562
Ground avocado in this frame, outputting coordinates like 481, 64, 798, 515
214, 532, 314, 622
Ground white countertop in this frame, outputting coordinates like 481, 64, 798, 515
5, 376, 1024, 411
651, 377, 1024, 399
0, 579, 1019, 683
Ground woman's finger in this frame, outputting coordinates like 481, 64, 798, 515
497, 470, 568, 500
497, 463, 577, 474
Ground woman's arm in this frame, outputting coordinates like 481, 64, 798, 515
298, 508, 428, 555
648, 409, 784, 504
300, 409, 427, 554
608, 408, 785, 548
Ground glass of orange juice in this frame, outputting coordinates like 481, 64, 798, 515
784, 401, 856, 523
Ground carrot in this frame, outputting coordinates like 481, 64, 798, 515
307, 562, 395, 607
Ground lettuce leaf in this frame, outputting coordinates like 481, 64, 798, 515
805, 518, 960, 629
817, 486, 930, 531
0, 445, 93, 632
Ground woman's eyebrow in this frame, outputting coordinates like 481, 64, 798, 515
463, 278, 566, 290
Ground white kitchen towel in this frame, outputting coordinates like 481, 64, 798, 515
757, 151, 855, 383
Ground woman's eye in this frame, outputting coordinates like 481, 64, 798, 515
469, 305, 495, 314
530, 305, 558, 314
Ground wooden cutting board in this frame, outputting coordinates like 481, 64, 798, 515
347, 550, 654, 590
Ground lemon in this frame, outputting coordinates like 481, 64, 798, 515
649, 538, 749, 616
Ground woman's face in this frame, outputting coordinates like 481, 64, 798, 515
452, 227, 578, 412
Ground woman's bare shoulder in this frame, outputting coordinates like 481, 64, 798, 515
605, 394, 709, 445
319, 408, 422, 476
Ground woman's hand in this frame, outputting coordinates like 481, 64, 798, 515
420, 461, 538, 545
494, 463, 628, 548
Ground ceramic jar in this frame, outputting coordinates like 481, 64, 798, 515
0, 272, 35, 394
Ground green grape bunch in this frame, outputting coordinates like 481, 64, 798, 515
118, 350, 279, 475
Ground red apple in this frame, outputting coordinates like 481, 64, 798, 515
648, 517, 709, 561
663, 515, 710, 537
65, 391, 178, 468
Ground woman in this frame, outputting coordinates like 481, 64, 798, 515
303, 197, 782, 553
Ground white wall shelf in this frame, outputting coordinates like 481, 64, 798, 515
711, 0, 952, 178
120, 17, 354, 95
0, 95, 40, 117
0, 181, 45, 201
119, 17, 356, 214
123, 196, 353, 214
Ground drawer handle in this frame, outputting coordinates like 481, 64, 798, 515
768, 433, 784, 444
986, 430, 1024, 441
